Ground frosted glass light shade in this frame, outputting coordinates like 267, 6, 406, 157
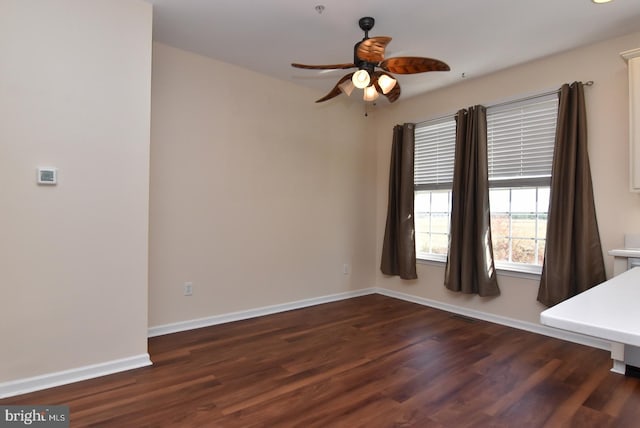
338, 79, 355, 96
352, 69, 370, 89
378, 74, 397, 94
363, 85, 379, 101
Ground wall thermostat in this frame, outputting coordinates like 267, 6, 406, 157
37, 167, 57, 185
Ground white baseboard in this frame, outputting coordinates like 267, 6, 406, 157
0, 354, 152, 399
2, 287, 610, 399
150, 287, 610, 352
148, 288, 377, 337
375, 288, 611, 351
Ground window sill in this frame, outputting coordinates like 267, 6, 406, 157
416, 256, 541, 281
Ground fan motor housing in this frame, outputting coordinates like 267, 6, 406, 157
353, 42, 377, 71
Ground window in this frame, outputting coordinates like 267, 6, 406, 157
414, 117, 456, 261
487, 95, 557, 272
414, 94, 558, 273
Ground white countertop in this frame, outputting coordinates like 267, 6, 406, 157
608, 248, 640, 258
540, 267, 640, 346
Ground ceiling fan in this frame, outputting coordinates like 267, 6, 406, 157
292, 17, 450, 103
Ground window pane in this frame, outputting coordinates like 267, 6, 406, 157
431, 214, 449, 234
431, 234, 449, 254
493, 236, 510, 262
537, 240, 546, 265
512, 239, 536, 264
415, 191, 431, 212
415, 190, 431, 256
538, 187, 550, 212
511, 214, 536, 239
511, 188, 536, 212
489, 189, 510, 213
431, 191, 450, 212
416, 231, 431, 254
490, 213, 510, 238
415, 215, 430, 234
537, 214, 548, 238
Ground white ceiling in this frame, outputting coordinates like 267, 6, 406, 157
147, 0, 640, 103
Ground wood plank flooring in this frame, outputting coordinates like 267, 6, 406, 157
3, 294, 640, 427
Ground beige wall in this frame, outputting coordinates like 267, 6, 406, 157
373, 31, 640, 324
149, 43, 376, 327
0, 0, 152, 382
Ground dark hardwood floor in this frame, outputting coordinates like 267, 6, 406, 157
3, 294, 640, 427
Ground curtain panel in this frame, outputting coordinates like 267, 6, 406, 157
538, 82, 606, 307
445, 106, 500, 296
381, 123, 418, 280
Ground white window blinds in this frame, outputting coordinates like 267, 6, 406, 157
414, 117, 456, 190
414, 93, 558, 190
486, 94, 558, 187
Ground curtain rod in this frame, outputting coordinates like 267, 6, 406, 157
418, 81, 594, 125
487, 80, 594, 110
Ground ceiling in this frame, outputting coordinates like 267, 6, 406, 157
147, 0, 640, 103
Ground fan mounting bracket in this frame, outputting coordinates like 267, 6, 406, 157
358, 17, 375, 39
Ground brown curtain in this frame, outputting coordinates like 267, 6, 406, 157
381, 124, 417, 280
537, 82, 606, 307
445, 106, 500, 296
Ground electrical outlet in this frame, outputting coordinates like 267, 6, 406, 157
183, 282, 193, 296
343, 264, 350, 275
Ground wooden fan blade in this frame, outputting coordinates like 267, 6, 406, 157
356, 36, 392, 63
379, 57, 450, 74
373, 71, 401, 103
316, 73, 354, 103
291, 63, 356, 70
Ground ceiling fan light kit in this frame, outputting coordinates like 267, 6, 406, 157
352, 69, 371, 88
377, 74, 397, 94
292, 16, 450, 104
363, 85, 379, 101
338, 79, 355, 96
